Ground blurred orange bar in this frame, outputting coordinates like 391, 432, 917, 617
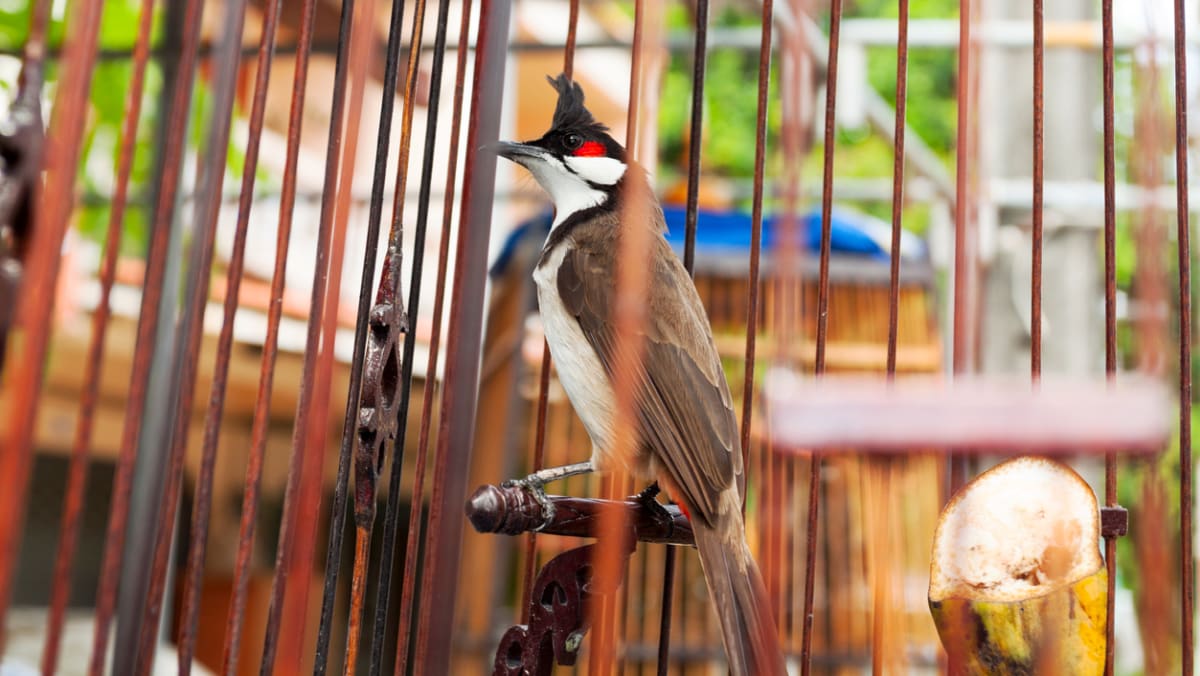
765, 373, 1170, 455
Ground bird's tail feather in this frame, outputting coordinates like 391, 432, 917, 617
692, 509, 787, 676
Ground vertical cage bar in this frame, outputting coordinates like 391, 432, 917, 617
1101, 0, 1117, 673
590, 1, 656, 670
737, 0, 773, 482
802, 0, 844, 671
39, 0, 156, 667
341, 0, 433, 667
176, 0, 285, 665
520, 0, 581, 621
368, 0, 456, 670
257, 0, 356, 663
393, 2, 476, 672
949, 0, 973, 493
0, 0, 103, 639
812, 0, 840, 377
681, 0, 708, 276
87, 0, 205, 667
885, 0, 909, 379
219, 0, 314, 668
874, 0, 908, 671
285, 0, 377, 663
652, 1, 711, 667
414, 0, 512, 670
85, 22, 184, 676
306, 0, 407, 667
1174, 0, 1194, 671
1030, 0, 1044, 380
132, 0, 253, 663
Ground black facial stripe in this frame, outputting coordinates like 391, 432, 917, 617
559, 158, 612, 191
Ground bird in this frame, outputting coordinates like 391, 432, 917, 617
492, 73, 786, 676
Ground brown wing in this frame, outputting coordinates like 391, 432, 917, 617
556, 231, 741, 528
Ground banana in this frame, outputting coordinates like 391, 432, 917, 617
928, 457, 1107, 675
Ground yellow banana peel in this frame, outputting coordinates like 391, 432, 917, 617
928, 457, 1107, 676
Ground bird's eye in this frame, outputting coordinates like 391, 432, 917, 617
562, 133, 583, 151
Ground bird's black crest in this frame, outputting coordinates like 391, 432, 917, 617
547, 73, 609, 134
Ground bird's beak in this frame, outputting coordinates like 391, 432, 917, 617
488, 140, 546, 163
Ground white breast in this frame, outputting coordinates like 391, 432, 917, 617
534, 243, 618, 465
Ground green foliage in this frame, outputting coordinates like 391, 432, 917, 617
656, 0, 959, 237
2, 0, 266, 254
658, 4, 783, 185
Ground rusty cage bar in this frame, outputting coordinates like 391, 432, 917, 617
0, 0, 1195, 673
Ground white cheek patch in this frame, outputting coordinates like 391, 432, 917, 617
564, 155, 627, 186
523, 154, 609, 228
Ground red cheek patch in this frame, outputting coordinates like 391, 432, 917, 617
574, 141, 606, 157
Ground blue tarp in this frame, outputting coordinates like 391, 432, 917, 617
491, 204, 927, 277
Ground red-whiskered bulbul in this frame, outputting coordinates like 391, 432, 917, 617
493, 74, 786, 676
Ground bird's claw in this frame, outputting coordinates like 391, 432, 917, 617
631, 482, 675, 535
503, 474, 556, 527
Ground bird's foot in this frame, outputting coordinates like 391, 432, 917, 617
631, 482, 675, 535
502, 474, 556, 526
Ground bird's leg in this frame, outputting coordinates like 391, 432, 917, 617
503, 461, 595, 525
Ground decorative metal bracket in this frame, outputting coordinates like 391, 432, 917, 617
467, 483, 693, 674
354, 250, 408, 523
492, 542, 632, 676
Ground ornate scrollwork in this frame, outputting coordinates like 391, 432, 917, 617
492, 542, 633, 676
354, 248, 408, 522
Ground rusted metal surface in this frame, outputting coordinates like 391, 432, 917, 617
493, 543, 633, 676
305, 0, 408, 671
393, 2, 474, 672
1031, 0, 1044, 380
467, 485, 695, 546
0, 0, 101, 644
738, 0, 773, 477
86, 0, 199, 668
415, 0, 512, 670
259, 0, 356, 665
218, 0, 312, 671
765, 376, 1170, 454
38, 0, 154, 668
175, 0, 284, 667
885, 0, 909, 378
813, 0, 841, 379
802, 0, 843, 671
1101, 0, 1118, 673
341, 0, 433, 667
681, 0, 709, 274
1101, 507, 1128, 539
1173, 0, 1194, 669
873, 0, 908, 670
132, 0, 252, 664
367, 0, 456, 671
